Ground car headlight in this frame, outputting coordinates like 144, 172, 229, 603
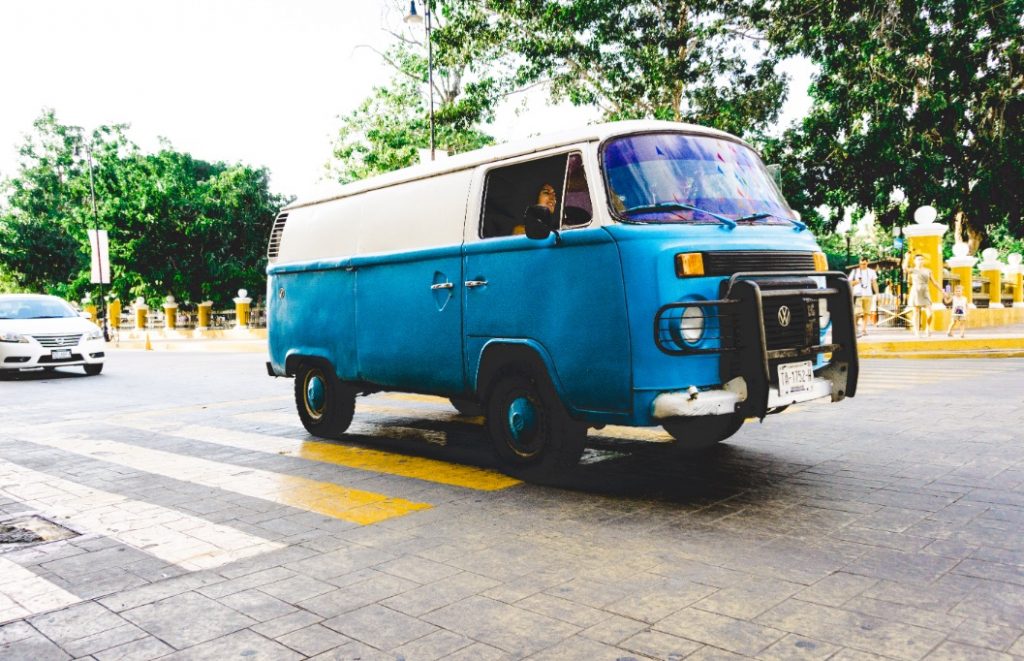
0, 331, 29, 343
818, 299, 831, 330
86, 329, 104, 340
679, 306, 705, 344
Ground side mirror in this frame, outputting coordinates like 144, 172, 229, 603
524, 205, 554, 240
563, 205, 591, 226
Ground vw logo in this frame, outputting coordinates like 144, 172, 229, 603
777, 305, 792, 328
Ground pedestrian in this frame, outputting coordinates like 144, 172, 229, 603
946, 285, 969, 338
850, 256, 879, 337
907, 254, 942, 337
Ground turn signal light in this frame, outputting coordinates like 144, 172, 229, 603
675, 253, 704, 277
813, 252, 828, 272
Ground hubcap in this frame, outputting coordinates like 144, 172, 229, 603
305, 372, 326, 418
506, 395, 538, 454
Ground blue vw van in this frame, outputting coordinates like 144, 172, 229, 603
266, 121, 857, 478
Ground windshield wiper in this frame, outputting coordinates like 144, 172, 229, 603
622, 203, 737, 229
734, 211, 807, 231
28, 315, 66, 319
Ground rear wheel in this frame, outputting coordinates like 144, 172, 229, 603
83, 364, 103, 376
661, 414, 744, 452
486, 369, 586, 480
449, 397, 483, 417
294, 363, 355, 438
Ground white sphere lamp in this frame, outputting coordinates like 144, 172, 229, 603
952, 242, 969, 258
913, 205, 937, 225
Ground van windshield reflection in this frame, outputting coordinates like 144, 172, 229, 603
604, 133, 794, 225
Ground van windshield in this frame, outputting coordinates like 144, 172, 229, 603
603, 133, 794, 226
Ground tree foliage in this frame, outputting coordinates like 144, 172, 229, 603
0, 110, 287, 307
763, 0, 1024, 250
327, 4, 499, 183
436, 0, 787, 136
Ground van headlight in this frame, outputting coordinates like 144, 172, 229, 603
679, 306, 705, 344
0, 332, 29, 343
818, 299, 831, 331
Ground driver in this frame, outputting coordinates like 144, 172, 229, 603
513, 183, 558, 235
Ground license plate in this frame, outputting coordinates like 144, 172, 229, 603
778, 361, 814, 398
51, 349, 72, 360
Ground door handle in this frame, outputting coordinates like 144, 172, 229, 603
430, 282, 454, 290
464, 280, 488, 288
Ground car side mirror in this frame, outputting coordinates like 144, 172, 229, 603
524, 205, 554, 240
564, 205, 591, 226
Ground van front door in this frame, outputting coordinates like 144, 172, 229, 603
463, 151, 631, 416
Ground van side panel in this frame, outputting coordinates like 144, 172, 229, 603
462, 227, 632, 416
267, 263, 357, 379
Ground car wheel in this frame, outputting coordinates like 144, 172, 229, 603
661, 414, 744, 452
486, 368, 586, 480
449, 397, 483, 417
83, 364, 103, 376
294, 363, 355, 438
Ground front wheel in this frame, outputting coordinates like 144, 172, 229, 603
661, 414, 744, 452
486, 370, 586, 480
83, 364, 103, 376
294, 363, 355, 438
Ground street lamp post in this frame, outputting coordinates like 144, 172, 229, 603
405, 1, 435, 161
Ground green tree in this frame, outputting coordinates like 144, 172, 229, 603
763, 0, 1024, 252
327, 5, 499, 183
0, 110, 287, 307
436, 0, 788, 136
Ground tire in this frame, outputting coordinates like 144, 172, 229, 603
486, 368, 586, 480
661, 414, 744, 452
449, 397, 484, 417
83, 363, 103, 376
294, 363, 355, 438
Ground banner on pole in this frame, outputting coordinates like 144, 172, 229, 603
88, 229, 110, 284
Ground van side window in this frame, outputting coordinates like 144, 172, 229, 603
481, 152, 591, 238
562, 152, 592, 228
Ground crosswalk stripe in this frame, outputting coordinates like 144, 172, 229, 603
0, 458, 282, 572
0, 556, 82, 623
18, 435, 431, 526
110, 422, 521, 492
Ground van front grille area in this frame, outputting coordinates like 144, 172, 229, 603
703, 251, 816, 276
31, 334, 82, 348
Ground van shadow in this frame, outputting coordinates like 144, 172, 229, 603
322, 412, 788, 506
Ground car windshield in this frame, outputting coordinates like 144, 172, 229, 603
0, 297, 78, 320
603, 133, 794, 225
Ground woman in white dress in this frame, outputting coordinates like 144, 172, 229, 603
907, 254, 942, 337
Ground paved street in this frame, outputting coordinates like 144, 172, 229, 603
2, 352, 1024, 660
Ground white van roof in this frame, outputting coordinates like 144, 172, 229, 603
286, 120, 747, 211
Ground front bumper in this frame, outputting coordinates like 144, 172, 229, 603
0, 338, 106, 370
652, 271, 858, 419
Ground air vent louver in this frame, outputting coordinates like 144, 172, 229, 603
267, 212, 289, 261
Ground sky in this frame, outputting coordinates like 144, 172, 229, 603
0, 1, 813, 198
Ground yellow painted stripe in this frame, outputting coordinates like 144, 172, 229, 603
114, 423, 521, 492
21, 436, 431, 526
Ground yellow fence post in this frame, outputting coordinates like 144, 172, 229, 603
947, 243, 977, 309
1008, 254, 1023, 309
233, 289, 252, 329
196, 301, 213, 330
978, 248, 1004, 309
902, 206, 947, 312
133, 297, 149, 330
108, 298, 121, 330
163, 295, 178, 330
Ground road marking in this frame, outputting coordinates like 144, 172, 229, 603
20, 436, 431, 526
0, 556, 82, 623
112, 423, 521, 492
0, 458, 282, 571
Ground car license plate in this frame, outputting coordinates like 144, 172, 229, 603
51, 349, 72, 360
778, 361, 814, 398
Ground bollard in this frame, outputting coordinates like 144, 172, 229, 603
196, 301, 213, 330
108, 298, 121, 330
133, 297, 149, 330
978, 248, 1003, 309
1008, 254, 1023, 308
163, 295, 178, 330
233, 289, 252, 329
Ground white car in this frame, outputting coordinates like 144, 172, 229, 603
0, 294, 106, 375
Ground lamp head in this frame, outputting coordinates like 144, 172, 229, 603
913, 205, 937, 225
982, 248, 998, 263
889, 188, 906, 205
404, 1, 423, 24
952, 242, 969, 258
1008, 253, 1022, 266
